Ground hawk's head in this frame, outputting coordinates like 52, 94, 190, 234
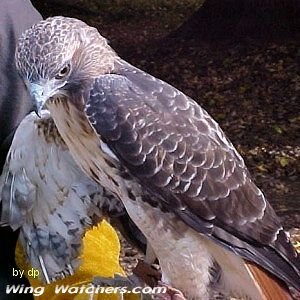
15, 16, 116, 113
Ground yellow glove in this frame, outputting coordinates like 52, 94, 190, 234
16, 221, 138, 300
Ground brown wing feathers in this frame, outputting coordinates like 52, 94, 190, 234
85, 62, 300, 296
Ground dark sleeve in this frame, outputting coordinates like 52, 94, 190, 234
0, 2, 42, 298
0, 0, 42, 172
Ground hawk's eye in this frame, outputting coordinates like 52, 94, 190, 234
55, 64, 71, 80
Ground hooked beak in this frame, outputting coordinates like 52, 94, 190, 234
29, 82, 59, 117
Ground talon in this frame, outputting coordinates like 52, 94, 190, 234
132, 259, 162, 287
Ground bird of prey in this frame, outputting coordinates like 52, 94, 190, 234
15, 16, 300, 299
0, 110, 145, 284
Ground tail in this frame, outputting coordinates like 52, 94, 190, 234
245, 261, 294, 300
206, 237, 296, 299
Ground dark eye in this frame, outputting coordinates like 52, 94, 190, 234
55, 64, 71, 80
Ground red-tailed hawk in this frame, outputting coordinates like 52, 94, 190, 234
14, 16, 300, 299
